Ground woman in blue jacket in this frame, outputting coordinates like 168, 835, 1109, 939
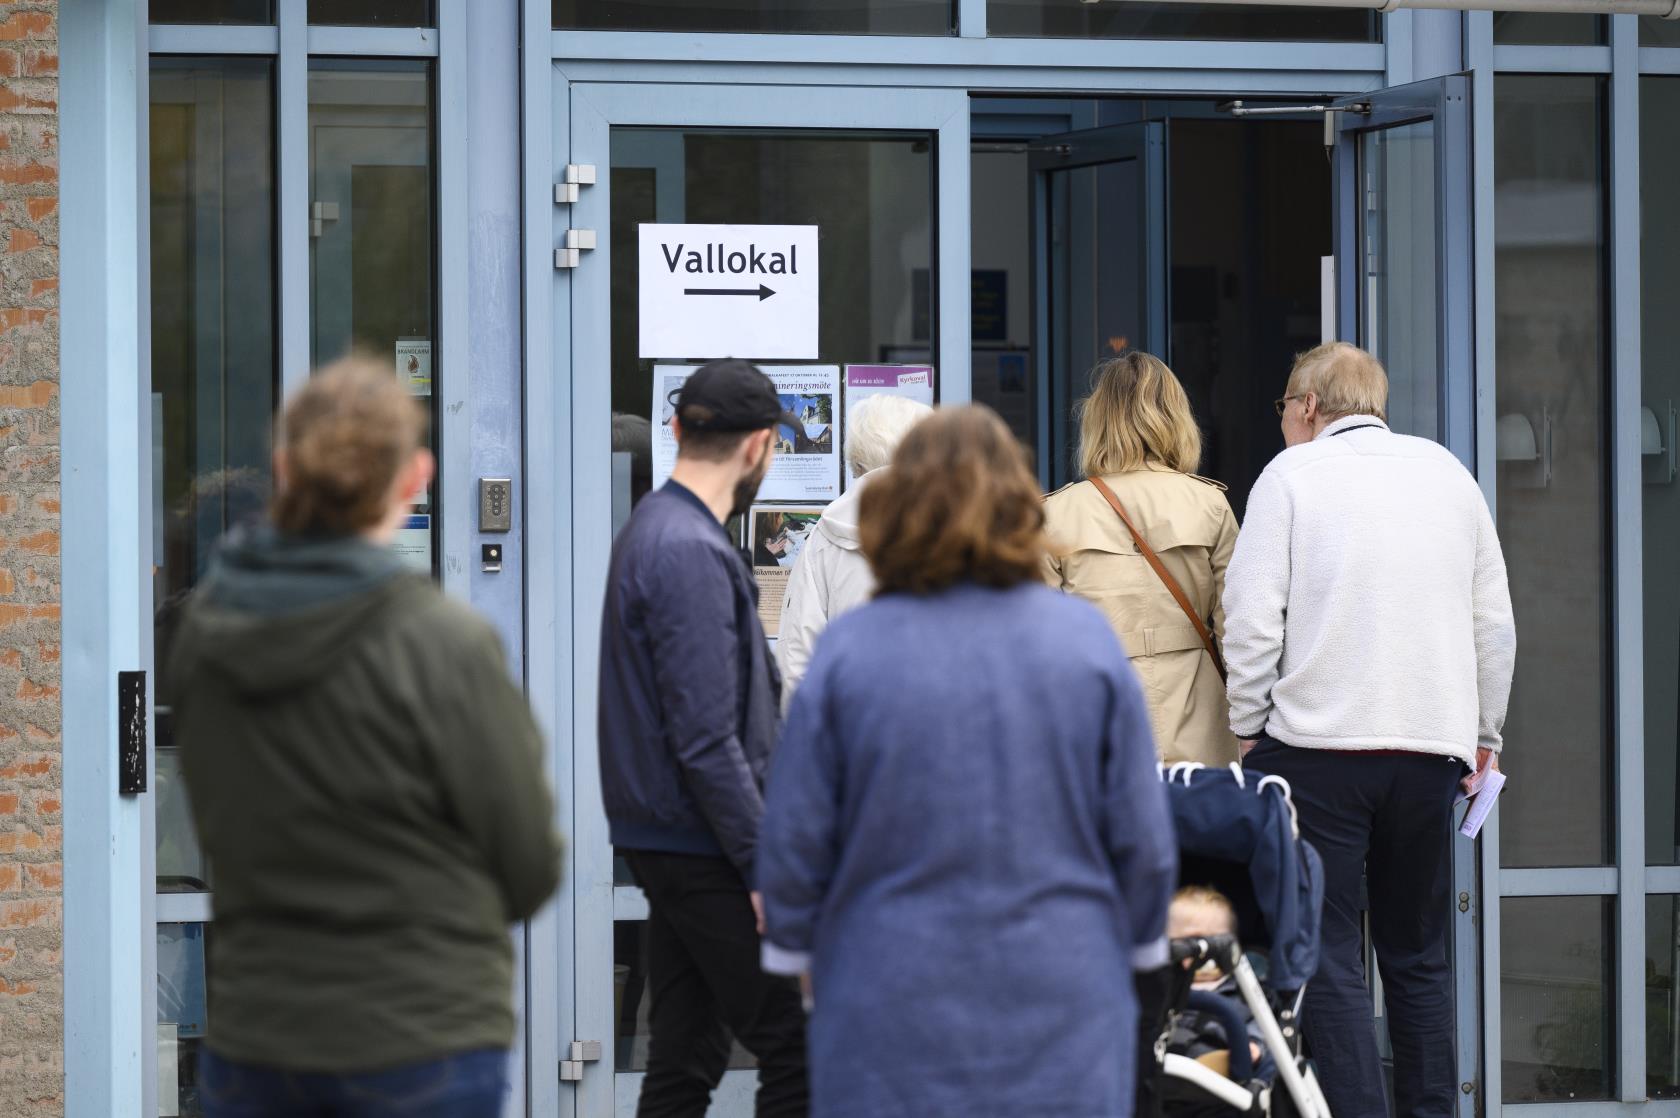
757, 406, 1178, 1118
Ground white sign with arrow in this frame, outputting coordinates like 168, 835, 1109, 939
638, 223, 819, 360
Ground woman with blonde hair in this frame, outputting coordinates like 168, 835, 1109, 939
1042, 350, 1240, 766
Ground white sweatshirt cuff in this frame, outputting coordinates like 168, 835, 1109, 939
761, 941, 811, 976
1133, 937, 1169, 971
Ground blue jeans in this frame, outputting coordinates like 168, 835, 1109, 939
199, 1047, 507, 1118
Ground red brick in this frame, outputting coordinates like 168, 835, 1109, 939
0, 309, 45, 333
23, 864, 57, 891
0, 11, 53, 40
0, 649, 19, 670
23, 197, 51, 222
0, 865, 19, 892
0, 50, 19, 79
0, 978, 39, 997
0, 756, 48, 781
0, 900, 53, 930
15, 678, 56, 703
20, 49, 53, 77
7, 229, 38, 254
26, 278, 53, 299
0, 571, 13, 597
0, 383, 51, 409
32, 643, 54, 665
25, 793, 55, 817
0, 86, 53, 116
10, 530, 54, 553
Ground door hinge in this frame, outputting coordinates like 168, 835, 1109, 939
560, 1040, 602, 1082
554, 164, 597, 205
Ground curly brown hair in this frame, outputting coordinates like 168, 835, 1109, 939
273, 354, 428, 538
860, 406, 1047, 596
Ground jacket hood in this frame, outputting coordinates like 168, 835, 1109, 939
170, 523, 413, 698
817, 473, 875, 551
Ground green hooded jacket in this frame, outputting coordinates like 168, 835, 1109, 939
167, 526, 563, 1072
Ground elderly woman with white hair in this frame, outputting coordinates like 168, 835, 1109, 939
775, 393, 932, 704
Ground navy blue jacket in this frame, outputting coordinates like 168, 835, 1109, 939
598, 482, 782, 877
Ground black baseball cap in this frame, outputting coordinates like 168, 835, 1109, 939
667, 359, 801, 434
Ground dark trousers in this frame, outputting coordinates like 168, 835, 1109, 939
624, 850, 809, 1118
1243, 739, 1463, 1118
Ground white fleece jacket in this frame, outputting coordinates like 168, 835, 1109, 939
1222, 416, 1516, 763
775, 474, 878, 709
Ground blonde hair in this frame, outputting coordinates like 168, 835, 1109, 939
273, 354, 428, 538
1170, 885, 1237, 936
1286, 342, 1389, 423
1077, 352, 1202, 478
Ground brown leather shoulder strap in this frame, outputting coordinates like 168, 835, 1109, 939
1088, 477, 1227, 683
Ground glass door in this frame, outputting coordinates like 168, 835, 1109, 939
1028, 122, 1167, 489
1330, 74, 1479, 1117
560, 80, 969, 1118
1333, 75, 1473, 453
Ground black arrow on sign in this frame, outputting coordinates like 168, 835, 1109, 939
684, 284, 776, 301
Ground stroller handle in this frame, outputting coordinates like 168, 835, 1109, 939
1170, 934, 1241, 975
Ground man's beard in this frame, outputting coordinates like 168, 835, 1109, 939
728, 440, 772, 520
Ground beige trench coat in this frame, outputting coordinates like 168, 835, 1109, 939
1041, 465, 1241, 766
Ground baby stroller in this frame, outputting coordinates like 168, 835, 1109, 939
1140, 763, 1332, 1118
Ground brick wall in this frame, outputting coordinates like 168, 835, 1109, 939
0, 1, 59, 1114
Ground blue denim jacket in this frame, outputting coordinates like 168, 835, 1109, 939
597, 482, 782, 878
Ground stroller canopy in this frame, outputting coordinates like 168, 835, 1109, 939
1162, 764, 1325, 992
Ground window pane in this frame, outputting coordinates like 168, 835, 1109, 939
613, 916, 757, 1072
158, 923, 211, 1117
1646, 79, 1680, 867
1360, 119, 1438, 442
1493, 76, 1611, 869
1642, 16, 1680, 46
1493, 12, 1606, 44
1501, 896, 1615, 1102
1649, 896, 1680, 1097
150, 0, 273, 24
308, 61, 438, 572
150, 58, 277, 890
988, 0, 1377, 42
554, 0, 952, 34
308, 0, 435, 25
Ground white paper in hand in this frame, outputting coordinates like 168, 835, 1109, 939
1457, 768, 1506, 839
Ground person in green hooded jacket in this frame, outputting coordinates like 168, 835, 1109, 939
167, 355, 563, 1118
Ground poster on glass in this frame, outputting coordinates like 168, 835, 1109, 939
652, 364, 842, 503
749, 506, 824, 638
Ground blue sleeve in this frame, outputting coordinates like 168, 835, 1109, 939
1104, 662, 1178, 970
756, 647, 844, 975
642, 542, 764, 877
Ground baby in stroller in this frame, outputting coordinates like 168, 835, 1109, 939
1166, 886, 1273, 1082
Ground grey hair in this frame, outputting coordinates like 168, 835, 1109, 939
845, 394, 934, 476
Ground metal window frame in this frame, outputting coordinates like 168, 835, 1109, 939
135, 3, 510, 1116
1470, 11, 1679, 1110
559, 78, 971, 1115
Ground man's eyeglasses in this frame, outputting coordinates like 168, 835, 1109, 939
1273, 394, 1304, 417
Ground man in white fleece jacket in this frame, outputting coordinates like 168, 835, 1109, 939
1225, 342, 1515, 1118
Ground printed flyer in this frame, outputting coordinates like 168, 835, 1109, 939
651, 364, 843, 502
843, 364, 936, 485
748, 505, 824, 638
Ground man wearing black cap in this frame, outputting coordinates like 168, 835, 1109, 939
599, 359, 809, 1117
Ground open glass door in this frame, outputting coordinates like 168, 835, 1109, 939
1029, 122, 1167, 489
1330, 74, 1479, 1117
1332, 75, 1473, 454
